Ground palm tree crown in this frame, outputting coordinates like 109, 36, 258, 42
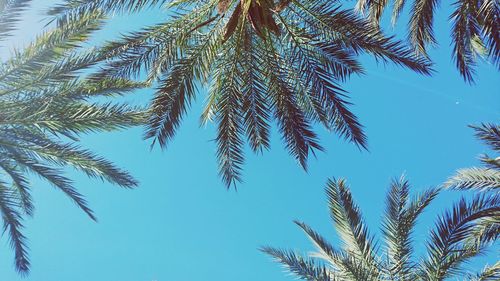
263, 177, 500, 280
49, 0, 432, 188
0, 1, 146, 274
355, 0, 499, 83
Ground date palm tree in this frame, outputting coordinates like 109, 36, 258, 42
355, 0, 499, 83
263, 176, 500, 280
48, 0, 432, 188
445, 123, 500, 192
0, 1, 146, 274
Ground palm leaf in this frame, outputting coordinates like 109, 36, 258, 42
420, 193, 500, 280
261, 246, 337, 280
326, 178, 378, 267
444, 168, 500, 191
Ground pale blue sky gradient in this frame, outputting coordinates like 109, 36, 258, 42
0, 1, 498, 280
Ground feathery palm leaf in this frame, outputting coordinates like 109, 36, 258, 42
264, 176, 499, 280
355, 0, 500, 83
445, 124, 500, 192
467, 261, 500, 281
50, 0, 432, 188
419, 194, 500, 280
0, 7, 146, 274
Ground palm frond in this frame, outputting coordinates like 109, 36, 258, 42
212, 21, 247, 187
0, 160, 33, 216
450, 0, 482, 83
468, 261, 500, 281
0, 181, 29, 275
47, 0, 169, 23
326, 178, 378, 266
263, 36, 323, 170
295, 220, 378, 279
408, 0, 440, 56
382, 176, 440, 280
261, 246, 337, 280
478, 0, 500, 70
240, 27, 271, 153
420, 193, 500, 280
480, 155, 500, 170
471, 123, 500, 152
444, 167, 500, 191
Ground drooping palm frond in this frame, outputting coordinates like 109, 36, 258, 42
51, 0, 432, 188
0, 181, 29, 274
355, 0, 499, 83
264, 176, 499, 281
445, 124, 500, 192
0, 8, 147, 274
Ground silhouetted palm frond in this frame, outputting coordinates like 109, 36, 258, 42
50, 0, 432, 188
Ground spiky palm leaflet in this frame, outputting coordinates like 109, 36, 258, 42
356, 0, 499, 83
263, 176, 499, 280
49, 0, 432, 188
0, 3, 147, 274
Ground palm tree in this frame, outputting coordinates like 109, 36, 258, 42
445, 123, 500, 192
0, 1, 146, 274
355, 0, 499, 83
263, 176, 500, 280
48, 0, 432, 188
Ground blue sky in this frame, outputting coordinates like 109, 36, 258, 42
1, 1, 499, 280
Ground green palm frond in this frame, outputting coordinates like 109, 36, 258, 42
444, 124, 500, 193
468, 261, 500, 281
420, 194, 500, 280
326, 179, 378, 266
0, 181, 29, 274
47, 0, 168, 22
51, 0, 432, 188
261, 246, 337, 280
480, 155, 500, 170
450, 0, 483, 83
471, 123, 500, 152
295, 220, 381, 279
382, 176, 440, 280
0, 6, 147, 274
264, 176, 499, 281
355, 0, 499, 83
444, 168, 500, 191
478, 0, 499, 70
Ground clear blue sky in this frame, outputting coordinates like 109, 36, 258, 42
1, 1, 499, 280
